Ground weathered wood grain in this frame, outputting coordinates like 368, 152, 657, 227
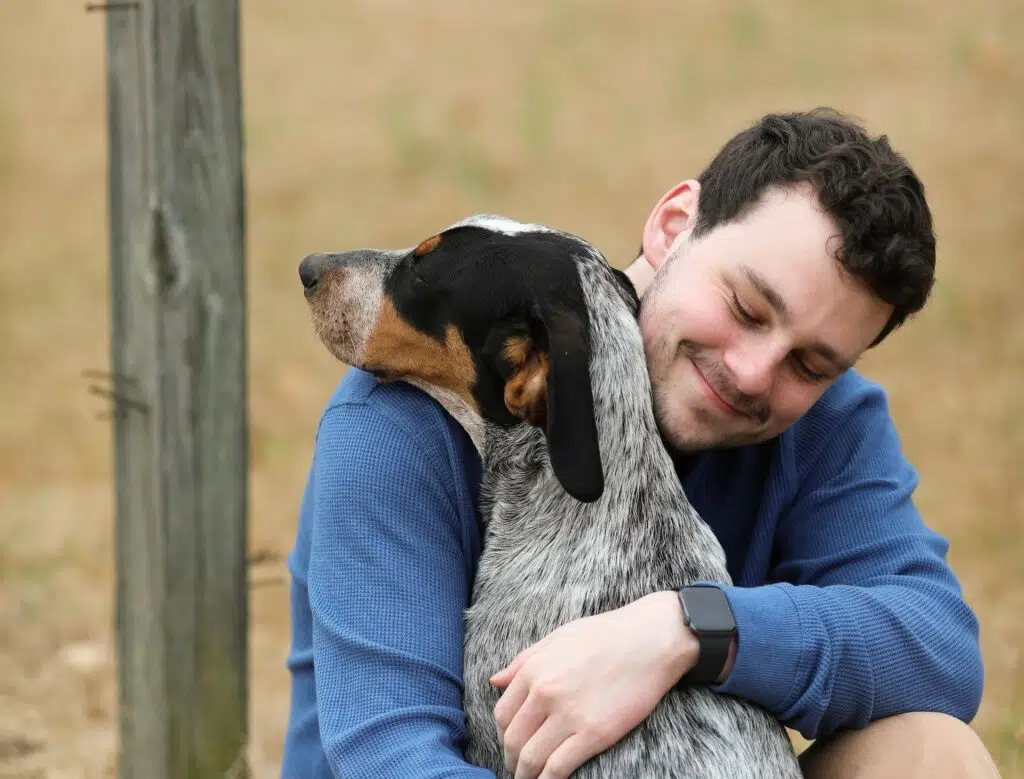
105, 2, 248, 776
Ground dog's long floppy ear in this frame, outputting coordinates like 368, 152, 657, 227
492, 302, 604, 503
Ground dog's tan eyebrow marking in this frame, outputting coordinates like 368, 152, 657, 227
503, 335, 532, 367
413, 234, 442, 257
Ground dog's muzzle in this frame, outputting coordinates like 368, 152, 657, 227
298, 248, 407, 299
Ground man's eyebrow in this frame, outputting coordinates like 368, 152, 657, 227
737, 265, 854, 373
739, 265, 789, 321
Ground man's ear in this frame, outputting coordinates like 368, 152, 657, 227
640, 179, 701, 271
483, 306, 604, 504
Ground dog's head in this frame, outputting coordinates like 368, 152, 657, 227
298, 214, 618, 503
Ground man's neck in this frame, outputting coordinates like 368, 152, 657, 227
623, 255, 657, 297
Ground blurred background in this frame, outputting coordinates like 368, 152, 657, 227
0, 0, 1021, 776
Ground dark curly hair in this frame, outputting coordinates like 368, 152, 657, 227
691, 108, 936, 346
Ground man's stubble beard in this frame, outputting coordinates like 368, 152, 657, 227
640, 309, 716, 454
649, 354, 769, 455
640, 272, 770, 455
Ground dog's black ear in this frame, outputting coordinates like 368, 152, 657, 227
490, 302, 603, 503
538, 303, 604, 502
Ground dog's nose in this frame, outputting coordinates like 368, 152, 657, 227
299, 253, 327, 293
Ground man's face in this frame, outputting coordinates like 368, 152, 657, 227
638, 184, 893, 452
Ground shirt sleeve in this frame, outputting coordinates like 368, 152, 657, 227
707, 384, 984, 739
307, 401, 494, 778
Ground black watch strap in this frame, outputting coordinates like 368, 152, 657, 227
677, 586, 736, 686
679, 631, 732, 686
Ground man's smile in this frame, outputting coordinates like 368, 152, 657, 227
692, 358, 746, 418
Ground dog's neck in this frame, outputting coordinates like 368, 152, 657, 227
561, 256, 675, 493
405, 379, 487, 453
485, 256, 678, 504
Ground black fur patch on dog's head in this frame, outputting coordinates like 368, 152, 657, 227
381, 222, 605, 502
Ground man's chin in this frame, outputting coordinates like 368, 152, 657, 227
656, 408, 771, 453
654, 408, 718, 454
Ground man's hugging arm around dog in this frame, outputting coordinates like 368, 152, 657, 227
491, 372, 984, 777
279, 369, 494, 778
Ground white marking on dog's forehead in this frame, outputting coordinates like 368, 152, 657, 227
449, 214, 552, 236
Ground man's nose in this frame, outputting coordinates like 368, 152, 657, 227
724, 339, 779, 399
298, 253, 334, 294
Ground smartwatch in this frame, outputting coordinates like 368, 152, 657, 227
677, 585, 736, 686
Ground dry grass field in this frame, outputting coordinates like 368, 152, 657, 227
0, 1, 1021, 776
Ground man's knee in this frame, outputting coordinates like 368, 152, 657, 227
799, 712, 1001, 779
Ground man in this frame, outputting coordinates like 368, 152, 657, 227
279, 109, 1000, 778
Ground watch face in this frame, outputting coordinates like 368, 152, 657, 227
683, 587, 736, 634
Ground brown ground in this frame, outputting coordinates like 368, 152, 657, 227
0, 1, 1021, 776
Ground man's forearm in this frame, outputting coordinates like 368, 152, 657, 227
700, 581, 983, 739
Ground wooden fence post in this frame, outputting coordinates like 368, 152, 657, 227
103, 1, 249, 776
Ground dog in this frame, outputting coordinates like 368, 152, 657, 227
298, 214, 802, 778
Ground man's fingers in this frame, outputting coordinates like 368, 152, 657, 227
502, 691, 547, 761
538, 734, 597, 779
494, 669, 531, 742
502, 697, 550, 778
514, 717, 573, 779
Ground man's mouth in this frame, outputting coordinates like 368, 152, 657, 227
692, 360, 748, 418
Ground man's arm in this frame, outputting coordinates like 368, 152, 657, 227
305, 398, 493, 777
706, 384, 983, 738
491, 382, 982, 777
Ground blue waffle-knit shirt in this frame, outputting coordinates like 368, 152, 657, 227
279, 367, 983, 779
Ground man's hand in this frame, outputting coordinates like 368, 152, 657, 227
489, 590, 728, 779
